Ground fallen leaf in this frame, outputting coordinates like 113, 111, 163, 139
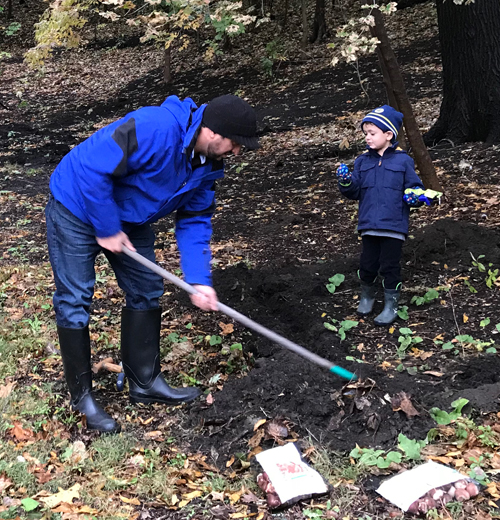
463, 313, 469, 323
253, 419, 266, 431
183, 490, 203, 500
39, 483, 81, 508
391, 392, 419, 417
229, 490, 243, 504
219, 322, 234, 335
264, 419, 289, 439
0, 381, 16, 398
0, 474, 13, 493
206, 393, 214, 405
423, 371, 443, 377
248, 429, 265, 448
226, 456, 235, 468
9, 422, 34, 441
119, 496, 141, 505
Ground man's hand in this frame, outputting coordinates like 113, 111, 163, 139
97, 231, 136, 254
336, 163, 352, 183
190, 285, 218, 311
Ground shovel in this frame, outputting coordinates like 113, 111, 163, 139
122, 246, 357, 381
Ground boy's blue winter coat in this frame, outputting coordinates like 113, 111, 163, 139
338, 145, 424, 235
50, 96, 223, 286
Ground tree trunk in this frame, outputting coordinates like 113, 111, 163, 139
370, 26, 407, 149
372, 9, 442, 192
281, 0, 289, 32
163, 46, 172, 84
301, 0, 308, 48
310, 0, 326, 43
426, 0, 500, 144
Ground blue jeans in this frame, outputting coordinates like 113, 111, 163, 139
45, 195, 164, 328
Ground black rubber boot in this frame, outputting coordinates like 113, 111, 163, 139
357, 281, 376, 316
57, 326, 121, 433
120, 308, 201, 405
374, 288, 401, 326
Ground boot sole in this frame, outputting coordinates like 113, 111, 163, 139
129, 394, 200, 405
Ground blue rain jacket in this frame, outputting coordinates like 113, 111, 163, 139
338, 145, 424, 235
50, 96, 224, 286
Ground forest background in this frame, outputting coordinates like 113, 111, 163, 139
2, 0, 500, 518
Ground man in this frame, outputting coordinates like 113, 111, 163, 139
45, 94, 259, 433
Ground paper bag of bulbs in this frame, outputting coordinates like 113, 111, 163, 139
255, 443, 329, 509
376, 460, 481, 515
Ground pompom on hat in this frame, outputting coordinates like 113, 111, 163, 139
202, 94, 260, 150
361, 105, 403, 142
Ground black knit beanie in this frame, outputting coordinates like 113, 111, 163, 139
202, 95, 259, 150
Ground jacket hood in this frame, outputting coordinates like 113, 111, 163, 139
160, 96, 207, 154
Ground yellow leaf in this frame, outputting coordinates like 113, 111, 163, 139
226, 456, 235, 467
171, 494, 178, 505
119, 496, 141, 505
321, 313, 326, 318
253, 419, 266, 431
463, 313, 469, 323
229, 491, 242, 504
183, 490, 202, 500
39, 483, 81, 508
229, 513, 248, 519
389, 326, 395, 334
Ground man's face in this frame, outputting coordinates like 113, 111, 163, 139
206, 135, 242, 160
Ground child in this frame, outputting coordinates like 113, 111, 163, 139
336, 105, 424, 326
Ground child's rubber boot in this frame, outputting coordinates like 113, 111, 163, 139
357, 281, 376, 316
374, 286, 401, 326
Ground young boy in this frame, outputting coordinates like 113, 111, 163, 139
336, 105, 424, 326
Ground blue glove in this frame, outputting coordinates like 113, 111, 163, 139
403, 191, 421, 207
336, 163, 352, 184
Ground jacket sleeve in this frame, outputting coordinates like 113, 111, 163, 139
175, 179, 217, 286
338, 156, 363, 200
403, 155, 425, 190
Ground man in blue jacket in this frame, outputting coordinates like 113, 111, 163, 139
45, 94, 259, 433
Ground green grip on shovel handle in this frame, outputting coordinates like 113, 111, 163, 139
330, 365, 357, 380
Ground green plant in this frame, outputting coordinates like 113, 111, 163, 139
470, 253, 500, 289
324, 318, 358, 340
5, 22, 21, 36
326, 273, 345, 294
410, 288, 440, 306
429, 398, 469, 425
260, 39, 287, 78
396, 327, 423, 358
397, 305, 409, 320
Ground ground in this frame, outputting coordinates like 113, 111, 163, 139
1, 1, 500, 519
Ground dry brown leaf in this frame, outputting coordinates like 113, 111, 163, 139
248, 429, 265, 448
264, 419, 289, 439
9, 421, 34, 441
391, 392, 419, 417
219, 322, 234, 335
0, 381, 16, 398
0, 474, 13, 493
